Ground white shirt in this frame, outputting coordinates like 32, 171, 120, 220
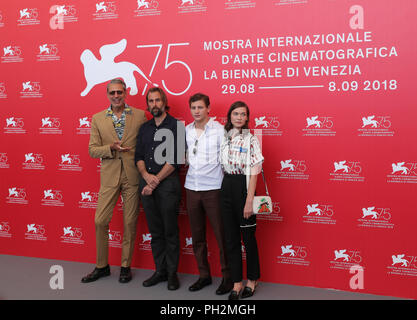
185, 118, 225, 191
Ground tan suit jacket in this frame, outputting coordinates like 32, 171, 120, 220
89, 107, 147, 187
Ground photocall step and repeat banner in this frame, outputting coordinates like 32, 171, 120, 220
1, 0, 416, 299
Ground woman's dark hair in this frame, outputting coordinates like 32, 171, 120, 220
224, 101, 250, 132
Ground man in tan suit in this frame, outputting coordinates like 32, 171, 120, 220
81, 79, 147, 284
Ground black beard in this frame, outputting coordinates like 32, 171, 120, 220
151, 108, 163, 117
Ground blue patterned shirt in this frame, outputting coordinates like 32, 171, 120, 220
106, 104, 132, 140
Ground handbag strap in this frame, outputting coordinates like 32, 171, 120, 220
259, 168, 269, 197
245, 134, 251, 191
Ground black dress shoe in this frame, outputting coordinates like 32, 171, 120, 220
189, 277, 212, 292
167, 273, 180, 291
81, 265, 110, 283
228, 289, 241, 300
119, 267, 132, 283
215, 278, 233, 295
143, 271, 168, 287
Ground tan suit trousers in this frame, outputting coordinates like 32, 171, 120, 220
95, 163, 139, 268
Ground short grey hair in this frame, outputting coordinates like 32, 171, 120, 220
107, 78, 126, 92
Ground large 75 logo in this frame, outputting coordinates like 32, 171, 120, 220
137, 43, 192, 96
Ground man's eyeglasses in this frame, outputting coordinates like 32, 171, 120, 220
192, 139, 198, 155
108, 90, 124, 96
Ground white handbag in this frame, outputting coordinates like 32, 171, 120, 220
252, 169, 272, 214
244, 134, 272, 214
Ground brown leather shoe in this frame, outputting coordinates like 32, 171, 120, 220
216, 278, 233, 295
189, 277, 212, 292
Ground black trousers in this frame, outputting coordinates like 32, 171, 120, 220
220, 174, 260, 283
139, 173, 181, 274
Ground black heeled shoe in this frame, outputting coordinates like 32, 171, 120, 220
241, 282, 258, 299
228, 289, 242, 300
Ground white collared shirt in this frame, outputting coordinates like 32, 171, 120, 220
185, 118, 225, 191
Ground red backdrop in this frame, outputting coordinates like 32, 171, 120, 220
1, 0, 417, 299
